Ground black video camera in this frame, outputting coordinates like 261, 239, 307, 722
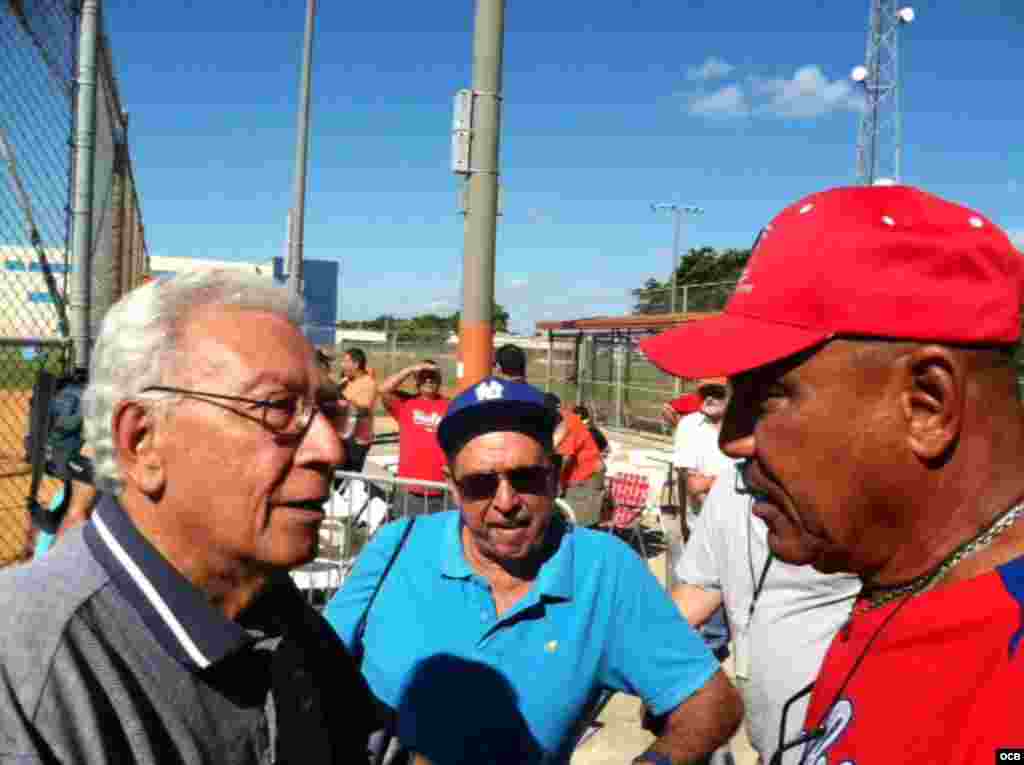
24, 368, 94, 534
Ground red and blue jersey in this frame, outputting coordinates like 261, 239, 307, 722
798, 554, 1024, 764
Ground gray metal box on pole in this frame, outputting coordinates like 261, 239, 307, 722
451, 89, 473, 175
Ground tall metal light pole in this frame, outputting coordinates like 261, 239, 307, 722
851, 2, 914, 185
69, 0, 100, 369
651, 203, 704, 315
453, 0, 505, 391
288, 0, 317, 298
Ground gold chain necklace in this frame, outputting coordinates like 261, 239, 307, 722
859, 501, 1024, 612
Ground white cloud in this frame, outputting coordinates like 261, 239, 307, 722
505, 277, 529, 290
683, 64, 863, 122
427, 299, 456, 312
1010, 230, 1024, 251
687, 56, 735, 82
688, 84, 749, 118
750, 65, 864, 119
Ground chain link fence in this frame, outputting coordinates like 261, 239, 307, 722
530, 281, 740, 436
0, 1, 147, 566
630, 280, 736, 316
575, 336, 687, 435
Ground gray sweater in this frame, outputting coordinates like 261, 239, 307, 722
0, 524, 371, 764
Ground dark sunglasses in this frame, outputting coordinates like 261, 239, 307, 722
454, 466, 553, 501
700, 385, 728, 400
417, 373, 441, 384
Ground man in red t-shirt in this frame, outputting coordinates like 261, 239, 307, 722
378, 360, 450, 517
640, 185, 1024, 764
546, 394, 605, 528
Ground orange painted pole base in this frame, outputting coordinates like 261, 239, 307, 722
456, 320, 494, 394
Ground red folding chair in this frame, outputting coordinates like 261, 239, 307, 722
605, 472, 650, 558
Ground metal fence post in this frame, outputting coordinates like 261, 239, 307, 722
613, 343, 625, 428
574, 334, 584, 407
122, 177, 136, 293
135, 219, 147, 284
287, 0, 317, 298
69, 0, 101, 370
106, 140, 126, 306
546, 330, 553, 393
622, 338, 632, 426
586, 336, 597, 409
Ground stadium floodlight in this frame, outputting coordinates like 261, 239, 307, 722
851, 65, 869, 83
651, 202, 704, 316
897, 6, 915, 23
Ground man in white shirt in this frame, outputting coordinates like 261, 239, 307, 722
669, 378, 734, 669
673, 462, 860, 765
672, 378, 732, 541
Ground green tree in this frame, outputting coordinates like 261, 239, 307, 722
631, 277, 669, 315
631, 246, 752, 314
450, 302, 510, 333
339, 304, 512, 339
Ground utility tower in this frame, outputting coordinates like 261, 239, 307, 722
851, 2, 915, 185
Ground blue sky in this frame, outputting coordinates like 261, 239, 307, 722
104, 0, 1023, 334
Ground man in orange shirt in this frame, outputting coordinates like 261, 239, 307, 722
546, 394, 605, 527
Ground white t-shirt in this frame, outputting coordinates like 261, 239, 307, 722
676, 462, 860, 764
672, 412, 733, 478
672, 412, 735, 526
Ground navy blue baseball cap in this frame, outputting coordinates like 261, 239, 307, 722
437, 376, 560, 459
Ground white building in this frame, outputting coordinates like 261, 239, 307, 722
1, 245, 72, 340
148, 255, 271, 280
149, 254, 341, 348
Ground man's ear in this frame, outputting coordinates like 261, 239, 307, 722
548, 455, 563, 495
111, 401, 166, 497
901, 345, 965, 463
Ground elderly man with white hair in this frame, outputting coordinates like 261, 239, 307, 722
0, 271, 375, 764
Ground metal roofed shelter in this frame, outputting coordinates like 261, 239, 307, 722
536, 310, 720, 434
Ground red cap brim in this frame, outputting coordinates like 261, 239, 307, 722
639, 313, 832, 379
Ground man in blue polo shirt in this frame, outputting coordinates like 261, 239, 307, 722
326, 376, 742, 765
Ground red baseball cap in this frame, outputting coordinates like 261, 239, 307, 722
669, 392, 703, 415
641, 185, 1023, 379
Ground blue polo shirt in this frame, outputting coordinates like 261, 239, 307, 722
325, 511, 718, 764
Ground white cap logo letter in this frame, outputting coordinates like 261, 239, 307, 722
475, 380, 504, 401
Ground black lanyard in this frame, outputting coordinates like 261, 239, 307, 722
748, 552, 774, 622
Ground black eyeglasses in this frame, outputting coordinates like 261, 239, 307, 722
454, 466, 554, 502
140, 385, 346, 437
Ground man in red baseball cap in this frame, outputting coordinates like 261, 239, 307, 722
641, 185, 1024, 765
